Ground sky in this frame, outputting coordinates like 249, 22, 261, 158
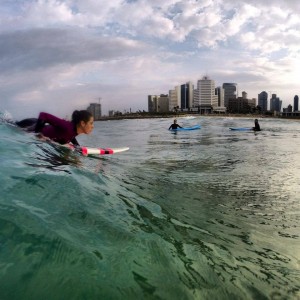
0, 0, 300, 119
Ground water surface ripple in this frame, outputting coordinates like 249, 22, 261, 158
0, 116, 299, 299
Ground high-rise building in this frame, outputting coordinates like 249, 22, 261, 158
248, 98, 257, 109
180, 82, 194, 110
193, 88, 200, 108
169, 82, 194, 111
294, 95, 299, 112
87, 102, 101, 120
214, 86, 226, 113
227, 91, 256, 113
148, 95, 169, 113
195, 76, 218, 113
215, 87, 224, 107
228, 97, 250, 113
258, 91, 268, 113
222, 83, 237, 108
169, 86, 180, 111
270, 94, 282, 112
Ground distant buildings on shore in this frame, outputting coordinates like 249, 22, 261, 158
282, 94, 300, 117
87, 102, 101, 120
86, 76, 299, 118
148, 75, 299, 117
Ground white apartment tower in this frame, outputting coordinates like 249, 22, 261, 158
196, 76, 218, 110
169, 86, 180, 111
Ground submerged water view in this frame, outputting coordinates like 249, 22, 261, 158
0, 115, 299, 299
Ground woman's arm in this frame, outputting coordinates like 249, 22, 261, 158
70, 137, 80, 146
35, 112, 68, 133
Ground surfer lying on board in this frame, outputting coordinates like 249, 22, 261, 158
16, 110, 94, 145
252, 119, 261, 131
169, 119, 182, 130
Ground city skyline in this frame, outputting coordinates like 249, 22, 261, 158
150, 76, 294, 113
0, 1, 299, 119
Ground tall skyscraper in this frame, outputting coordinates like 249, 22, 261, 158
87, 102, 101, 120
294, 95, 299, 112
213, 86, 226, 113
258, 91, 268, 112
180, 82, 194, 110
169, 86, 180, 111
270, 94, 282, 112
193, 88, 199, 108
196, 76, 218, 110
222, 83, 237, 108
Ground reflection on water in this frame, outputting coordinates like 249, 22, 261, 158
0, 116, 299, 299
26, 143, 81, 172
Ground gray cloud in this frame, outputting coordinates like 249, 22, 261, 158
0, 28, 145, 73
0, 0, 299, 119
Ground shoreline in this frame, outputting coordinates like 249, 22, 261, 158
95, 113, 289, 121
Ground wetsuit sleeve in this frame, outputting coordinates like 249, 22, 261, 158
34, 118, 46, 133
70, 137, 79, 146
16, 118, 38, 129
35, 112, 68, 133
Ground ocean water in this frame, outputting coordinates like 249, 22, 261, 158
0, 114, 299, 300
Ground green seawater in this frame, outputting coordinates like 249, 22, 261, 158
0, 116, 299, 300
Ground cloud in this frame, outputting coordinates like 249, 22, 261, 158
0, 0, 300, 119
0, 28, 146, 73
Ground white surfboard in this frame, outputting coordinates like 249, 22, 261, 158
64, 144, 129, 156
33, 135, 129, 156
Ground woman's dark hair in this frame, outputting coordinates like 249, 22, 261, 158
72, 110, 92, 125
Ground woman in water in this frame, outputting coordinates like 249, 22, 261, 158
16, 110, 94, 145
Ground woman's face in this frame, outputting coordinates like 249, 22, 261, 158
80, 117, 94, 134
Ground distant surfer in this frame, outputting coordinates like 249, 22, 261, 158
252, 119, 261, 131
169, 119, 182, 130
16, 110, 94, 145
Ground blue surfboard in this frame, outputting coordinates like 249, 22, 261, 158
170, 125, 201, 131
229, 127, 253, 131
